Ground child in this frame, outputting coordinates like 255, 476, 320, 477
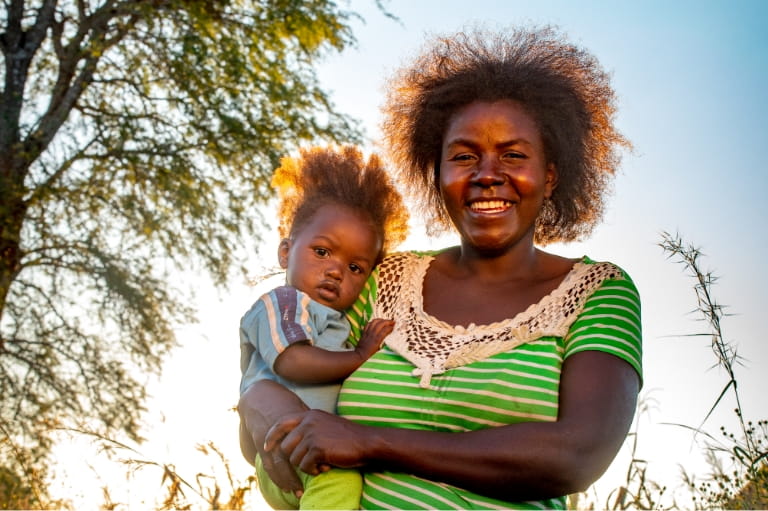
239, 145, 409, 510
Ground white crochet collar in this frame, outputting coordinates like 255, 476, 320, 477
377, 252, 623, 387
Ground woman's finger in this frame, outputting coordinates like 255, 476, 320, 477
286, 437, 317, 474
264, 413, 303, 452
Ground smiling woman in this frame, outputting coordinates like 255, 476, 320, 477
240, 26, 642, 510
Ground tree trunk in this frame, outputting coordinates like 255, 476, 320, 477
0, 179, 26, 322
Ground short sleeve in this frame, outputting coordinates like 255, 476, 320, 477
239, 287, 313, 394
564, 270, 643, 383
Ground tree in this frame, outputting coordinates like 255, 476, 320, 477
0, 0, 363, 502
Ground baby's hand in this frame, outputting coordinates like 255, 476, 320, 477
355, 318, 394, 360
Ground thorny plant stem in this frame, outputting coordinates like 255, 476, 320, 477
659, 231, 756, 462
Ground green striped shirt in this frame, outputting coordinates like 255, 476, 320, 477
342, 252, 642, 510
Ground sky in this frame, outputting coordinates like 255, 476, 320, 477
50, 1, 768, 508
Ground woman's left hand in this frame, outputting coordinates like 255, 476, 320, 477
264, 409, 369, 475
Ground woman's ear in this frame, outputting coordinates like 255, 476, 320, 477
277, 239, 291, 269
544, 162, 559, 199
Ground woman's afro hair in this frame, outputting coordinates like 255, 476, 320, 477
381, 25, 631, 244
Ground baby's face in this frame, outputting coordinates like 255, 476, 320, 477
279, 204, 381, 312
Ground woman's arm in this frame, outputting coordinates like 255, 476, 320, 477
266, 350, 640, 501
238, 379, 310, 496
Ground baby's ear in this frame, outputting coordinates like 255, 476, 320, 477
277, 239, 291, 269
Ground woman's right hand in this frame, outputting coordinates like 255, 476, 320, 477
264, 409, 370, 476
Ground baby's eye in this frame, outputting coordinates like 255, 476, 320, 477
313, 247, 329, 257
349, 263, 364, 274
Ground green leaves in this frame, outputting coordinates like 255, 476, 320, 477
0, 1, 364, 504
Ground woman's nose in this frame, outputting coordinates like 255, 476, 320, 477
471, 157, 505, 187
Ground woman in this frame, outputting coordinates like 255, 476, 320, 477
239, 26, 642, 509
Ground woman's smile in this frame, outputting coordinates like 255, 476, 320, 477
468, 199, 513, 213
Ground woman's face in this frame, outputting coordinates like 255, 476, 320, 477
439, 100, 557, 255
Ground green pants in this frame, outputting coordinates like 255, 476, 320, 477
255, 454, 362, 510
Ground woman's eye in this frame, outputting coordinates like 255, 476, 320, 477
450, 153, 475, 162
502, 151, 525, 160
313, 247, 329, 257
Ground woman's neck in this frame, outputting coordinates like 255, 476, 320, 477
425, 244, 577, 327
451, 240, 544, 283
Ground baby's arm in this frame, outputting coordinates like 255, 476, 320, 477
273, 318, 393, 384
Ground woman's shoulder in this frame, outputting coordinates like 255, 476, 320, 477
573, 256, 641, 327
580, 255, 638, 286
544, 255, 640, 321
